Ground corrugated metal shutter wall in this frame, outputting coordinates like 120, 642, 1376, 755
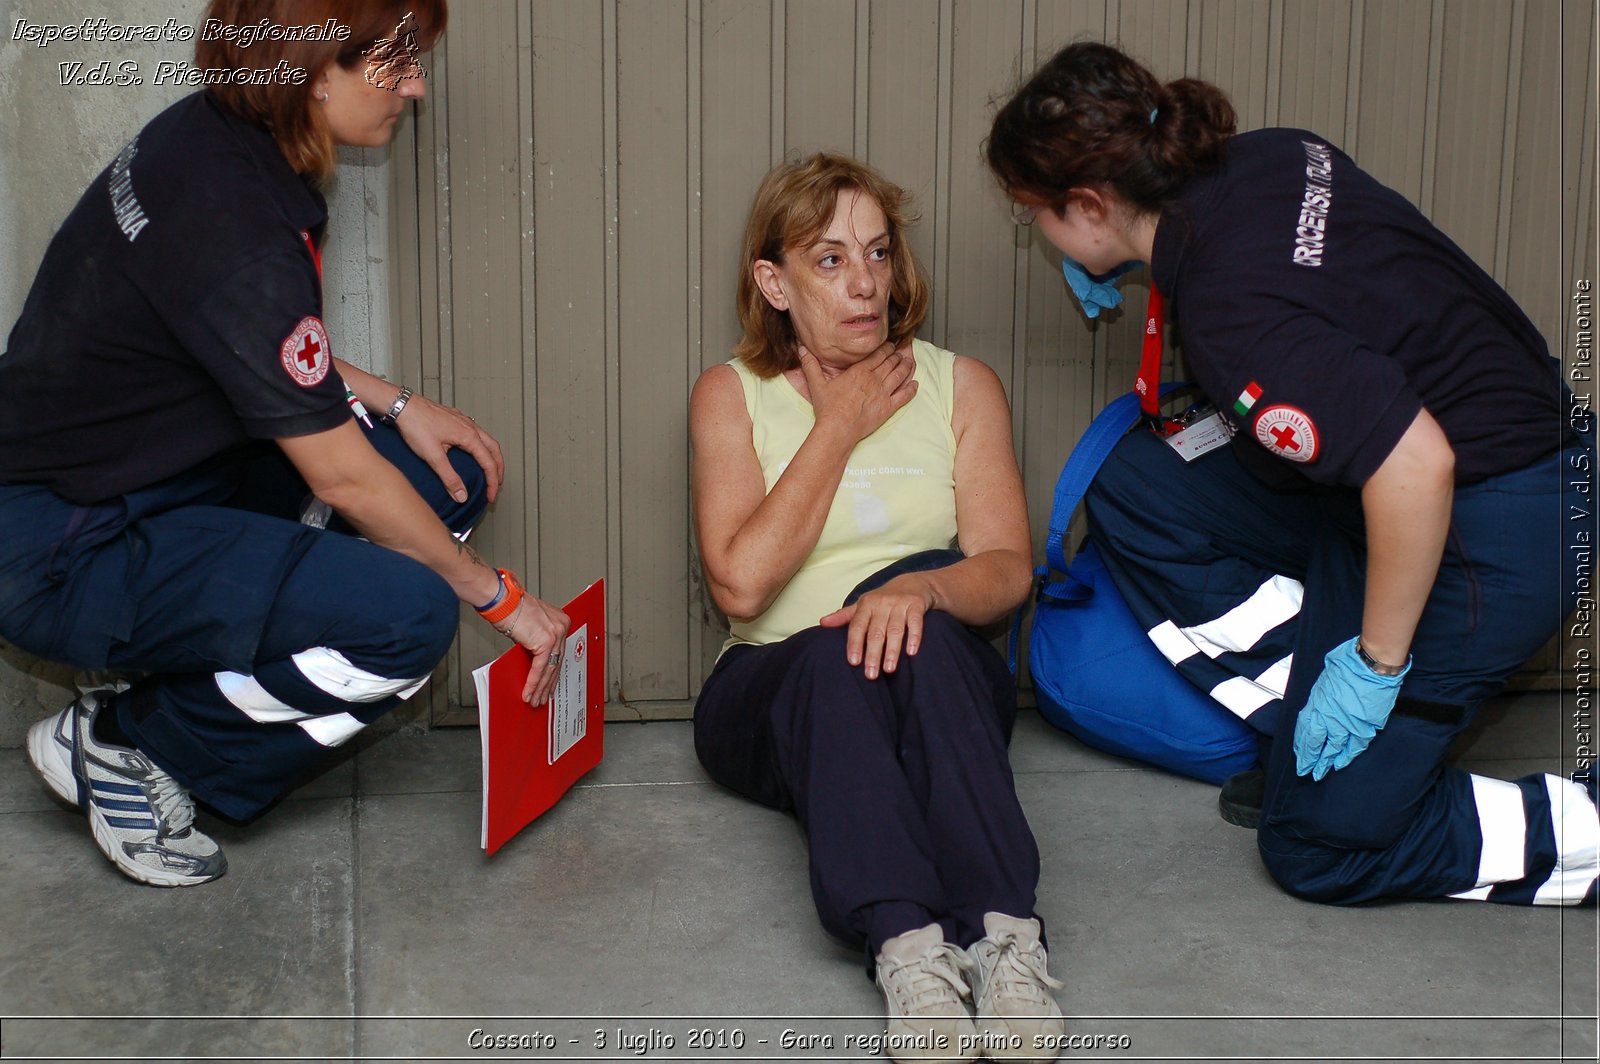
387, 0, 1597, 722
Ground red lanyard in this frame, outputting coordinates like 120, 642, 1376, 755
1135, 285, 1181, 436
300, 227, 370, 425
300, 229, 323, 286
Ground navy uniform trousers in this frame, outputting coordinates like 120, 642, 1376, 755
0, 424, 486, 821
1086, 428, 1598, 905
693, 611, 1042, 956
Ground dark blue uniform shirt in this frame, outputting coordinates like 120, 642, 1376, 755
1151, 128, 1564, 487
0, 91, 349, 504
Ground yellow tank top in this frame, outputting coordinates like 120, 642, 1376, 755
725, 338, 959, 649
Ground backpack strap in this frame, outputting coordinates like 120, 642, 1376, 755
1007, 381, 1191, 672
1044, 382, 1191, 579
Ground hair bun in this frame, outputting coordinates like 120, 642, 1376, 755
986, 43, 1237, 215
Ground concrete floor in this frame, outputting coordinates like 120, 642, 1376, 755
1, 690, 1595, 1063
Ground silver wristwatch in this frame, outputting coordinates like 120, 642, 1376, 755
379, 386, 413, 425
1356, 639, 1407, 677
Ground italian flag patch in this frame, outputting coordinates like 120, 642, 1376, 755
1234, 381, 1263, 416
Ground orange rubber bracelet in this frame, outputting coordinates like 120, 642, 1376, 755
475, 568, 525, 627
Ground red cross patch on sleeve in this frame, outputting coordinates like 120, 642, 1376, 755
280, 316, 331, 387
1252, 404, 1319, 463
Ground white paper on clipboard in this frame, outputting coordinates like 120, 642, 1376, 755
548, 622, 589, 764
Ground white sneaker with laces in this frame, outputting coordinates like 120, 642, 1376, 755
26, 692, 227, 888
874, 923, 979, 1063
966, 913, 1065, 1062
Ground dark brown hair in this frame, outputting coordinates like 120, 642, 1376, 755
735, 153, 930, 378
196, 0, 447, 183
985, 42, 1236, 217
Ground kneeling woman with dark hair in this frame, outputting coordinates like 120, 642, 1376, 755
5, 0, 569, 889
690, 153, 1065, 1064
987, 42, 1596, 908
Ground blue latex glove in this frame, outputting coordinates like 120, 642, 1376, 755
1293, 636, 1411, 780
1061, 257, 1140, 319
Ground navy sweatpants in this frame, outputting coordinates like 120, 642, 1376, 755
0, 424, 486, 820
1085, 429, 1597, 905
694, 612, 1042, 955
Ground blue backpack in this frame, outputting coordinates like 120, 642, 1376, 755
1025, 389, 1259, 784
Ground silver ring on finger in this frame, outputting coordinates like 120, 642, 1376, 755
547, 651, 560, 665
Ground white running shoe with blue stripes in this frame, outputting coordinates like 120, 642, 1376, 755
26, 691, 227, 888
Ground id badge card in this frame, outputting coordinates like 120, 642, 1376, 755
1164, 409, 1233, 462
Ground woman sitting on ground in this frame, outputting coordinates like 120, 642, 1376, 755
689, 152, 1064, 1064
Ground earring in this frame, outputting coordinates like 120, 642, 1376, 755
315, 91, 328, 101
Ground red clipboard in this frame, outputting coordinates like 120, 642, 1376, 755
473, 579, 605, 855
